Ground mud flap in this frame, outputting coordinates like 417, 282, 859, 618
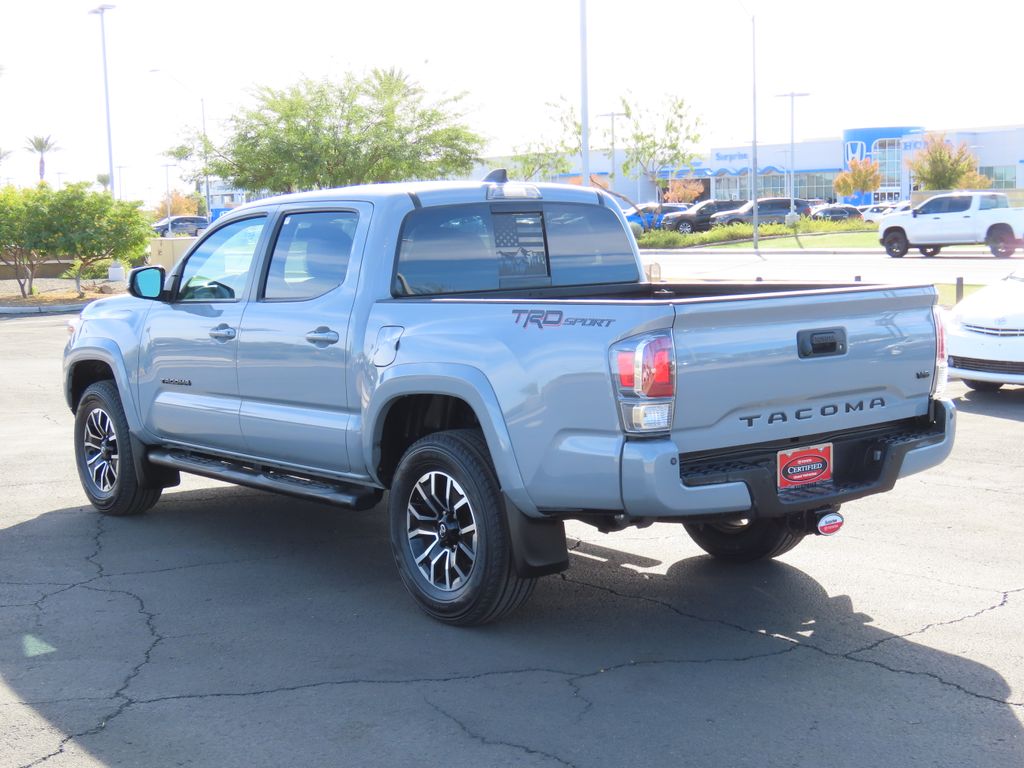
130, 434, 181, 490
504, 498, 569, 577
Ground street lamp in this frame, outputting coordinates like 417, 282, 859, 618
89, 5, 115, 197
750, 15, 759, 251
776, 91, 809, 221
579, 0, 590, 187
161, 163, 176, 235
150, 69, 212, 216
597, 111, 626, 187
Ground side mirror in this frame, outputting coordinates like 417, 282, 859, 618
912, 209, 919, 218
129, 265, 167, 300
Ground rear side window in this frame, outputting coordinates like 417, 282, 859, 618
393, 203, 637, 296
263, 211, 357, 300
979, 195, 1007, 210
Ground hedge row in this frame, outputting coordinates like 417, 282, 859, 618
637, 219, 878, 249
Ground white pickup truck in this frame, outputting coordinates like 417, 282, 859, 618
880, 192, 1024, 258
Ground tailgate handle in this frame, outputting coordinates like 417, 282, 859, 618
798, 328, 846, 358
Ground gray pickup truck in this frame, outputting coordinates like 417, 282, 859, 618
64, 175, 955, 625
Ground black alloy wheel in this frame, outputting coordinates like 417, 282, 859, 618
388, 429, 535, 625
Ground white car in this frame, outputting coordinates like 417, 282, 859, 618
946, 270, 1024, 391
861, 204, 893, 223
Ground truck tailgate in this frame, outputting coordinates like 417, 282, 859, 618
671, 285, 938, 453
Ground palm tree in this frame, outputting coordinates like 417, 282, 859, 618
0, 147, 12, 167
25, 135, 59, 181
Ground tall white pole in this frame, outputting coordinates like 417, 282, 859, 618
751, 15, 759, 252
776, 92, 809, 217
201, 97, 211, 216
579, 0, 590, 187
90, 6, 116, 197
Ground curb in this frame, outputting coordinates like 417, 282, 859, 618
0, 302, 91, 316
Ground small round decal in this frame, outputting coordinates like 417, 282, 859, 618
817, 512, 845, 536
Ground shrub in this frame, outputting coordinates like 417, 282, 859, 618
637, 218, 877, 249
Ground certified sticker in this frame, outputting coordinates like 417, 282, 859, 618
777, 443, 833, 488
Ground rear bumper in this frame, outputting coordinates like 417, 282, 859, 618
620, 400, 955, 520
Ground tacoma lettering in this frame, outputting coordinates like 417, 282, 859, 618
739, 398, 886, 428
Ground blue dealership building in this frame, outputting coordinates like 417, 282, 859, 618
680, 125, 1024, 206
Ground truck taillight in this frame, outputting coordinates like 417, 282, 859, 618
932, 306, 948, 398
610, 332, 675, 433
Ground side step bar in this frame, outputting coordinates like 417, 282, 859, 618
148, 448, 382, 511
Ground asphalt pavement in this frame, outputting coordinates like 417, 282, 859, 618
1, 307, 1022, 767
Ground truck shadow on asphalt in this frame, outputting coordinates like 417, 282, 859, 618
953, 386, 1024, 422
2, 487, 1021, 767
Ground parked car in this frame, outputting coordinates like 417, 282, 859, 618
946, 269, 1024, 391
879, 192, 1024, 258
152, 215, 210, 237
709, 198, 812, 226
660, 199, 747, 233
64, 177, 954, 625
860, 204, 893, 224
622, 202, 690, 230
811, 204, 863, 221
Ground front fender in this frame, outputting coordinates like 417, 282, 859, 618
64, 341, 144, 433
362, 362, 537, 516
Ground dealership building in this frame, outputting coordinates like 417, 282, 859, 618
523, 124, 1024, 206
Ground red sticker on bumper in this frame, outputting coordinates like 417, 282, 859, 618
778, 443, 833, 488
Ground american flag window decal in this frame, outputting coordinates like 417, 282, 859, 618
493, 212, 549, 278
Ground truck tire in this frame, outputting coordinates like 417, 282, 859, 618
883, 231, 909, 258
676, 221, 693, 233
388, 429, 535, 625
987, 227, 1016, 258
74, 381, 161, 516
919, 246, 941, 257
683, 517, 805, 563
963, 379, 1003, 392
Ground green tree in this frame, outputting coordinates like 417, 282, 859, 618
620, 95, 701, 205
171, 71, 484, 194
957, 169, 992, 190
906, 133, 978, 190
833, 157, 882, 198
24, 135, 59, 181
0, 185, 50, 297
45, 183, 152, 294
96, 173, 111, 193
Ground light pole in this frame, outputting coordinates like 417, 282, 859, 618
89, 5, 116, 197
161, 163, 176, 235
150, 69, 212, 216
116, 164, 127, 199
750, 15, 759, 251
597, 111, 626, 189
776, 91, 809, 221
579, 0, 590, 187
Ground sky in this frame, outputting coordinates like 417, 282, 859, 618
1, 0, 1021, 208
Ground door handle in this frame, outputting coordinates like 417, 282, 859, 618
305, 327, 340, 346
208, 325, 236, 341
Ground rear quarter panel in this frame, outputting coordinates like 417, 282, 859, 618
360, 299, 675, 512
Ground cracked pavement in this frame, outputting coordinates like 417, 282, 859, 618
2, 315, 1022, 767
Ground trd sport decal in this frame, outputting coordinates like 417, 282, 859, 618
512, 309, 615, 329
